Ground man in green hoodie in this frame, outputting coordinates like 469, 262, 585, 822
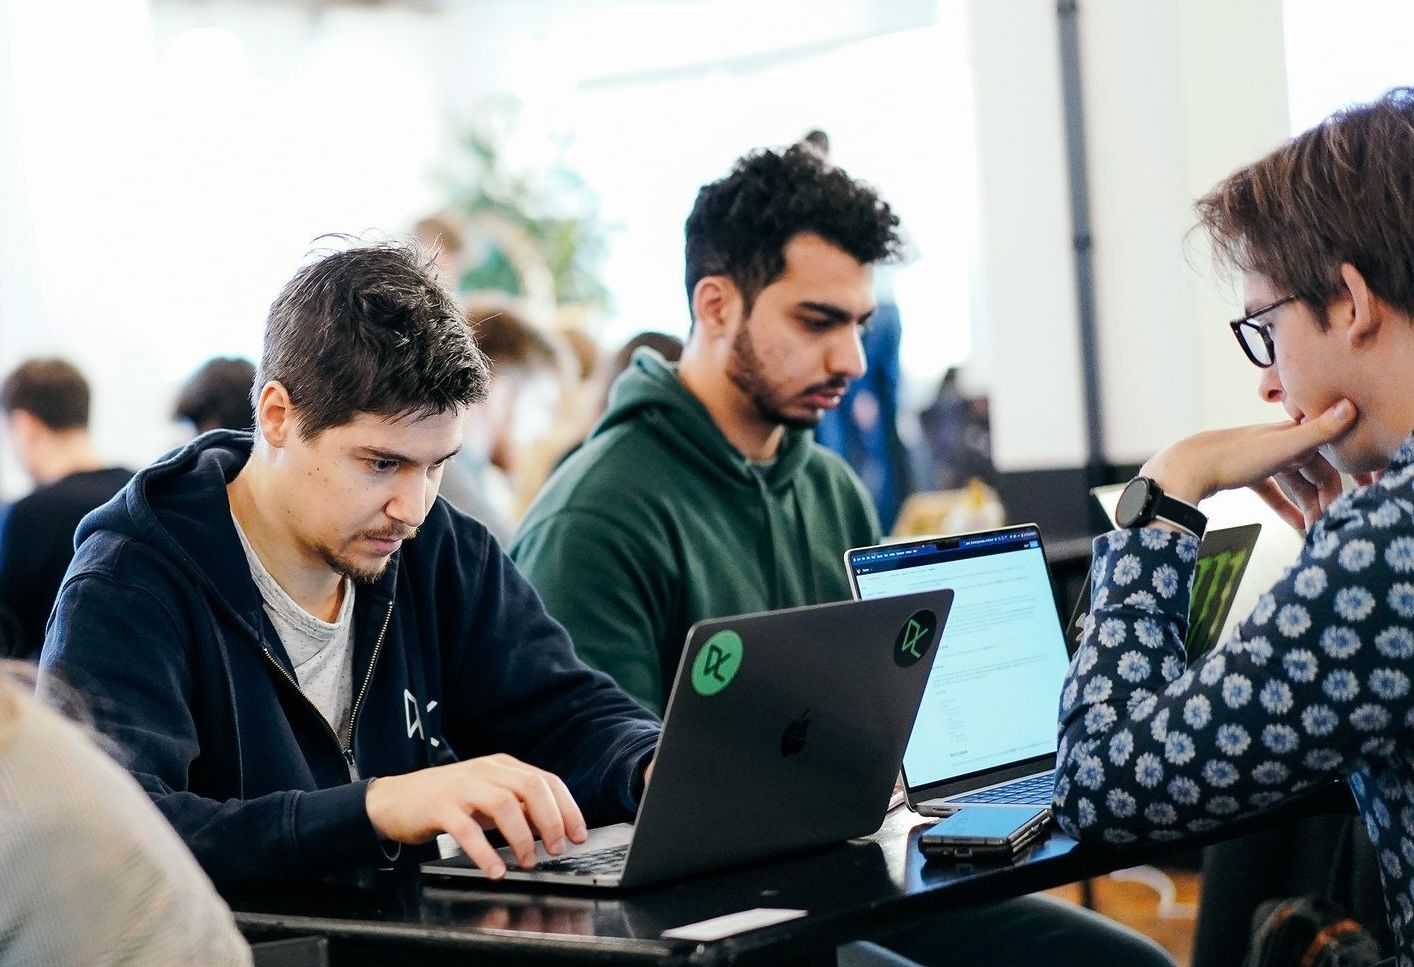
511, 145, 888, 714
512, 146, 1176, 967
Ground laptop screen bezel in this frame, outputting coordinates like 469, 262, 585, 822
843, 524, 1067, 805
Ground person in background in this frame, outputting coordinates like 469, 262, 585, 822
0, 359, 132, 659
438, 297, 563, 543
1055, 86, 1414, 963
585, 331, 685, 434
917, 366, 994, 491
412, 213, 467, 289
174, 356, 257, 435
0, 665, 251, 964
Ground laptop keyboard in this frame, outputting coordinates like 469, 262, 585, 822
535, 843, 629, 875
952, 771, 1055, 805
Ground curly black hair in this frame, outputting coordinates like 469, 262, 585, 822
683, 145, 902, 320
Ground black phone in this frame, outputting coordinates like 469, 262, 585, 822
918, 806, 1051, 862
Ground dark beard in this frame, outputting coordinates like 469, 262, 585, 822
726, 320, 823, 430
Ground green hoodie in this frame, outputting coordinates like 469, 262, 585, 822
511, 349, 880, 714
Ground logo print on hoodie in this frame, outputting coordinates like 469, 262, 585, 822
404, 689, 441, 748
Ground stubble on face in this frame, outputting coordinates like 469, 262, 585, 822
725, 317, 846, 431
316, 524, 419, 585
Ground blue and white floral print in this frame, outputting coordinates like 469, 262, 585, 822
1055, 434, 1414, 966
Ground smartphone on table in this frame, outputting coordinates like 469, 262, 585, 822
918, 806, 1051, 862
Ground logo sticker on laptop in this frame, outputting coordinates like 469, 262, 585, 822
894, 610, 937, 667
692, 630, 743, 696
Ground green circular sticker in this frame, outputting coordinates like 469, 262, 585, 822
893, 610, 937, 667
692, 630, 743, 696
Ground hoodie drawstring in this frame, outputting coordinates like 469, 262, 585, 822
751, 470, 784, 608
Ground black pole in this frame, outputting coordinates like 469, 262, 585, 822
1056, 0, 1107, 485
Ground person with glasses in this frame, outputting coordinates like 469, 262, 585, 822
1056, 87, 1414, 964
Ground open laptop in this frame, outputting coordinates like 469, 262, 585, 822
1064, 523, 1262, 661
845, 525, 1070, 817
422, 590, 952, 888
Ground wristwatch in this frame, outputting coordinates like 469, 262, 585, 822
1114, 477, 1208, 538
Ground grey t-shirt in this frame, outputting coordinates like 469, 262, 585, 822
232, 515, 355, 745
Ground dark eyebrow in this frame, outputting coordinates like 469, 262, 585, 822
796, 301, 873, 324
359, 445, 462, 465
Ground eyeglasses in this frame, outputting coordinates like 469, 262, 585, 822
1228, 295, 1297, 368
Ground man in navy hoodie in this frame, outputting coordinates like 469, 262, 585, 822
38, 242, 660, 888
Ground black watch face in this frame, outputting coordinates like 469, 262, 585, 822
1115, 478, 1152, 527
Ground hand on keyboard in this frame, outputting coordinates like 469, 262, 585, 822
366, 753, 588, 879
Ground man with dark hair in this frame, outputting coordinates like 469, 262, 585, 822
514, 147, 1169, 966
0, 359, 131, 659
39, 241, 659, 887
1056, 87, 1414, 961
512, 145, 890, 713
173, 356, 257, 434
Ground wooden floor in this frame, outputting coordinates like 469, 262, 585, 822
1046, 867, 1202, 967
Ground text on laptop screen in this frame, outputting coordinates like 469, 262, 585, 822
849, 528, 1070, 788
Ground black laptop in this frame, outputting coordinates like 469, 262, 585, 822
422, 590, 952, 888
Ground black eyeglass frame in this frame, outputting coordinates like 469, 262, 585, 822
1228, 295, 1297, 368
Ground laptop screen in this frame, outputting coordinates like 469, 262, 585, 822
847, 526, 1070, 791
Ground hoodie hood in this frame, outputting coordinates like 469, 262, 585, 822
592, 348, 814, 493
76, 430, 396, 648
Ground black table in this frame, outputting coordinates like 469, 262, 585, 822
230, 783, 1351, 967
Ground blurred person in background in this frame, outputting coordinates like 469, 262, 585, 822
412, 213, 467, 289
556, 331, 686, 468
0, 359, 132, 660
917, 366, 994, 491
439, 296, 563, 543
0, 665, 251, 964
174, 356, 257, 436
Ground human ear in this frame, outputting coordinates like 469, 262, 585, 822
1338, 262, 1380, 349
254, 381, 295, 447
6, 409, 40, 447
690, 276, 740, 339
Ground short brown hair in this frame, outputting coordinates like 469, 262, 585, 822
258, 240, 490, 439
1, 358, 90, 431
1196, 87, 1414, 325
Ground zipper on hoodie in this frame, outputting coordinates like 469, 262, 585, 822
342, 601, 395, 774
257, 598, 395, 781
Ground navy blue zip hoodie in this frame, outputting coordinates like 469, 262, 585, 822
38, 431, 661, 888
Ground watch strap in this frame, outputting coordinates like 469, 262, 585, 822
1150, 491, 1207, 538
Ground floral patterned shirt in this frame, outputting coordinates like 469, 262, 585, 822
1055, 433, 1414, 965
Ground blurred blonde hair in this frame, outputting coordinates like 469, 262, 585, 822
0, 662, 35, 746
0, 662, 100, 755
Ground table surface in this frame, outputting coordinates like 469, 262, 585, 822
230, 783, 1350, 967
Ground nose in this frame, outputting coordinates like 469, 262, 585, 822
386, 471, 432, 530
830, 326, 868, 381
1257, 364, 1284, 404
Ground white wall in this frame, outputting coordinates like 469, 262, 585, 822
966, 0, 1291, 472
1085, 0, 1290, 462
